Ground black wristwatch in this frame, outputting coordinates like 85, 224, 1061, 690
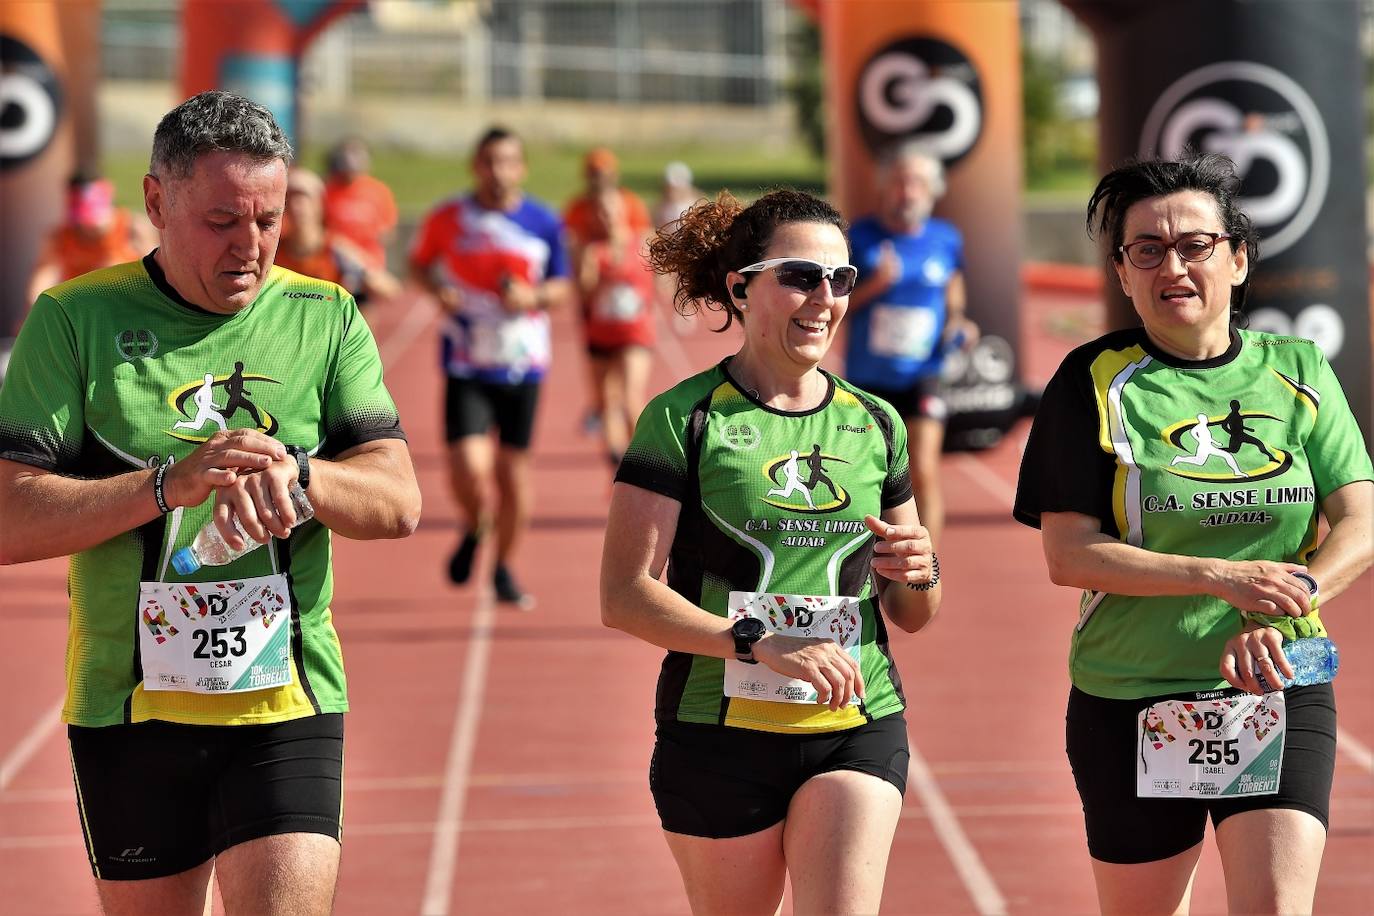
285, 445, 311, 490
731, 616, 766, 664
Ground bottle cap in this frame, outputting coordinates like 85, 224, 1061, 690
171, 547, 200, 575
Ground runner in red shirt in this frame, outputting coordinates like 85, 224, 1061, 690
575, 188, 657, 466
323, 137, 398, 270
564, 148, 653, 442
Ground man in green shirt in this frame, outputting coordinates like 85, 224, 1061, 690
0, 91, 420, 915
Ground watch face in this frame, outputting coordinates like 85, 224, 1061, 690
733, 616, 766, 641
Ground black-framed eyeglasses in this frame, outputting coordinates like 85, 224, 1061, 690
1118, 232, 1233, 270
736, 258, 859, 297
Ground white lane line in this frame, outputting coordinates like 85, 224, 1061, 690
378, 296, 436, 369
908, 743, 1008, 916
420, 594, 496, 916
1337, 729, 1373, 774
0, 697, 64, 791
958, 449, 1374, 773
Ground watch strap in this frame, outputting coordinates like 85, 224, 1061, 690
286, 445, 311, 490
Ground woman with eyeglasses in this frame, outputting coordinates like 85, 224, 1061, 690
1014, 153, 1373, 914
601, 189, 941, 915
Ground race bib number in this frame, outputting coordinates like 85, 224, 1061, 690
469, 319, 529, 366
1136, 694, 1285, 798
724, 591, 862, 705
869, 305, 938, 360
138, 575, 293, 694
592, 283, 644, 322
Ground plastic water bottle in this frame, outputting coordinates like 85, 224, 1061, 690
171, 482, 314, 574
1256, 637, 1339, 693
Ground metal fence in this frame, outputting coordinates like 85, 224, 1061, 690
101, 0, 795, 107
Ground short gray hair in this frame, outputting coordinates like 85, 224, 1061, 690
876, 140, 946, 197
150, 90, 293, 180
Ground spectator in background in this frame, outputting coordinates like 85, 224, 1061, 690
650, 161, 705, 337
323, 137, 398, 269
842, 143, 979, 549
652, 160, 702, 230
24, 173, 157, 320
574, 187, 656, 467
409, 126, 571, 609
276, 167, 400, 306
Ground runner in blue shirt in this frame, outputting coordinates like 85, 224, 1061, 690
409, 127, 572, 608
842, 143, 979, 547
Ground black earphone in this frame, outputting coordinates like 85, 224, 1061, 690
731, 282, 747, 300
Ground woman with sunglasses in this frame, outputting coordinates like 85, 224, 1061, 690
1014, 153, 1373, 913
601, 189, 941, 915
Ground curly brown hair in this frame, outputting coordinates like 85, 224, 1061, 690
646, 188, 847, 332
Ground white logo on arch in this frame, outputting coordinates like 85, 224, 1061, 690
859, 53, 980, 161
854, 37, 983, 165
1140, 62, 1329, 258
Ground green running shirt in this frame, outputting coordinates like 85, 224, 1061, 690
615, 361, 912, 733
1014, 328, 1373, 700
0, 254, 406, 726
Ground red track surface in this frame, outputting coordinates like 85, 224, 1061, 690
2, 285, 1370, 914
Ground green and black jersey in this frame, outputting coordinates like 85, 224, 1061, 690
0, 254, 405, 727
615, 360, 913, 733
1014, 328, 1372, 700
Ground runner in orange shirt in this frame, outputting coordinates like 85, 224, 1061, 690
277, 168, 400, 306
322, 137, 398, 269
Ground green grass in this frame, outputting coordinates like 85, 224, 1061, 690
102, 143, 828, 220
103, 143, 1092, 219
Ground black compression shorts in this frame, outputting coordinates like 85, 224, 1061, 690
1066, 685, 1335, 864
68, 714, 344, 880
650, 714, 909, 838
444, 376, 541, 448
859, 377, 947, 422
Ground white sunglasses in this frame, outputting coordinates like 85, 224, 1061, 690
736, 258, 859, 297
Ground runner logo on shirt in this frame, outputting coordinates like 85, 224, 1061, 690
166, 361, 281, 443
761, 444, 851, 513
1162, 400, 1290, 482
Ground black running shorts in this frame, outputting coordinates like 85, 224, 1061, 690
1066, 685, 1335, 864
68, 714, 344, 880
444, 376, 541, 448
650, 714, 909, 839
858, 376, 947, 422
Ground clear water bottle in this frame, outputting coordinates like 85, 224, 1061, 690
1256, 637, 1340, 693
171, 482, 314, 574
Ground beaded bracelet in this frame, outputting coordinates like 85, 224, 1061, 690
152, 462, 172, 514
906, 553, 940, 591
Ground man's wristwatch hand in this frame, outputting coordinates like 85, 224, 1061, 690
285, 445, 311, 490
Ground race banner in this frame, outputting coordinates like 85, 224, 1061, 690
0, 0, 79, 342
182, 0, 365, 144
814, 0, 1027, 448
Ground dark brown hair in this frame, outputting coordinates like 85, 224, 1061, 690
1087, 152, 1257, 313
647, 188, 847, 331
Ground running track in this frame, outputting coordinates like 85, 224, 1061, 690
1, 282, 1370, 914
